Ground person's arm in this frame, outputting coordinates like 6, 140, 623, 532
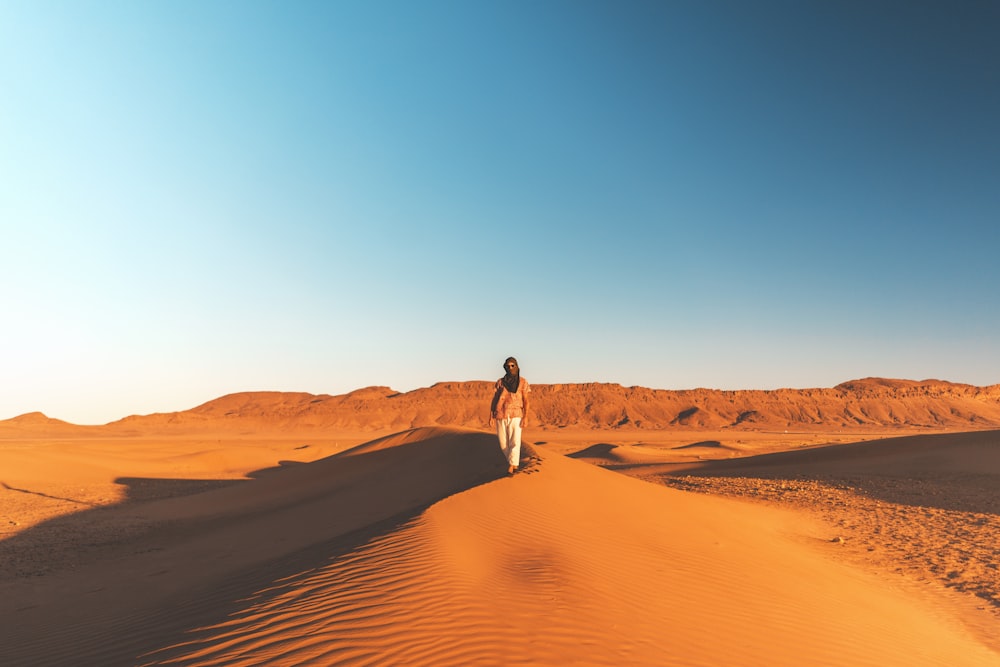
489, 383, 501, 427
520, 380, 529, 428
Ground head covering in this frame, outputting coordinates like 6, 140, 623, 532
502, 357, 520, 393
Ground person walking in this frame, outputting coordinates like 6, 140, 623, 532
489, 356, 530, 475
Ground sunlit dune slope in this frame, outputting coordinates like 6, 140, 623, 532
3, 428, 995, 666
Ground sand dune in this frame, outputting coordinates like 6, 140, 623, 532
2, 427, 997, 666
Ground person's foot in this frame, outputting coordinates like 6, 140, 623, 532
508, 465, 516, 475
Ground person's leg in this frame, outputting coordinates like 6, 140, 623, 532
508, 417, 522, 468
497, 418, 510, 461
497, 417, 520, 473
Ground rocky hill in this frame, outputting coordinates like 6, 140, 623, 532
81, 377, 1000, 434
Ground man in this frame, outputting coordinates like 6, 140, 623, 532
489, 356, 530, 475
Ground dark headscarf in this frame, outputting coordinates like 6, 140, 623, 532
502, 357, 520, 393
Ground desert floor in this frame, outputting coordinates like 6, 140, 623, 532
1, 426, 998, 665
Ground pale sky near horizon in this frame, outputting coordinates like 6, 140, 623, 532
2, 1, 998, 424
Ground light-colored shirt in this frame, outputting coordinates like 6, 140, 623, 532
493, 377, 530, 419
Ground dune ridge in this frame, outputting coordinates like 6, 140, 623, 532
4, 377, 999, 434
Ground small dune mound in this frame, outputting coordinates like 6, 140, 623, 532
566, 442, 619, 459
673, 440, 726, 449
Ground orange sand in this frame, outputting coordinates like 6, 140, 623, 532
1, 419, 998, 665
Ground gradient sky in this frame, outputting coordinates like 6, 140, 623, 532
2, 1, 998, 424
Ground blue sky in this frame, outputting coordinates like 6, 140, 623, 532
2, 1, 998, 424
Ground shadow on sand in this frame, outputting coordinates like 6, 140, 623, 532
0, 428, 510, 667
644, 430, 1000, 516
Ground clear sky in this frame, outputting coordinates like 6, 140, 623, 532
2, 1, 998, 424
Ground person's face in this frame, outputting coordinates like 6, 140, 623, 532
504, 360, 518, 373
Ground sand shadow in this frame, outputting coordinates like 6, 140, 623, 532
0, 428, 513, 666
566, 443, 617, 459
245, 459, 308, 480
113, 477, 247, 502
668, 468, 1000, 516
0, 477, 253, 582
135, 509, 440, 666
0, 481, 102, 508
649, 430, 1000, 516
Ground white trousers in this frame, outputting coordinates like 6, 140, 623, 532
496, 417, 522, 467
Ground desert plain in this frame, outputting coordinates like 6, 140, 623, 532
1, 378, 999, 666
